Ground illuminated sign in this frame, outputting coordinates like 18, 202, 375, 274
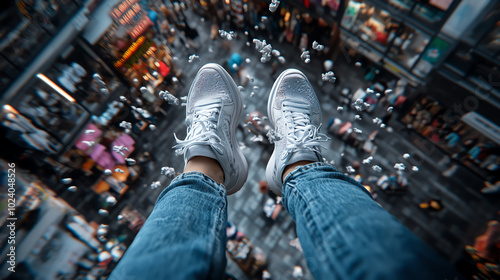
128, 15, 153, 40
115, 36, 146, 68
117, 3, 141, 25
110, 0, 139, 20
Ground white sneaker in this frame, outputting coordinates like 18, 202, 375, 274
174, 63, 248, 194
266, 69, 328, 196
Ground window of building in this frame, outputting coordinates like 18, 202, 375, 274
387, 0, 414, 14
441, 0, 490, 39
478, 20, 500, 60
342, 0, 400, 52
387, 24, 431, 69
468, 57, 500, 92
412, 37, 451, 77
411, 0, 454, 26
15, 78, 88, 144
0, 0, 83, 70
1, 22, 51, 69
44, 43, 121, 114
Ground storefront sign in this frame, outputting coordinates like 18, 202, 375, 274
116, 3, 141, 26
115, 36, 146, 68
384, 62, 401, 74
128, 15, 153, 40
421, 37, 450, 65
110, 0, 139, 21
341, 1, 361, 30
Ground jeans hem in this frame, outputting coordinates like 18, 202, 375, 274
283, 162, 372, 198
283, 162, 336, 183
171, 171, 226, 194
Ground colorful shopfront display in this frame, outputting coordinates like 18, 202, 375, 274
339, 0, 459, 83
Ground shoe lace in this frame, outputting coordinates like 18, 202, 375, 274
173, 102, 225, 156
282, 101, 329, 154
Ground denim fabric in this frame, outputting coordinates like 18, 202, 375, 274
111, 165, 460, 280
282, 163, 460, 280
110, 172, 227, 280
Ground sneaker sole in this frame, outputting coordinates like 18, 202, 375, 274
197, 63, 249, 195
265, 69, 308, 196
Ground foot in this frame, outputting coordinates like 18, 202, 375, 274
174, 63, 248, 194
265, 69, 328, 195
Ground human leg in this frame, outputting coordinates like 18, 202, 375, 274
111, 63, 248, 279
266, 69, 459, 279
282, 163, 459, 279
109, 171, 229, 279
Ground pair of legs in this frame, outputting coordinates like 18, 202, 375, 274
110, 64, 459, 279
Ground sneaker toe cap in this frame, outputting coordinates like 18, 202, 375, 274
189, 66, 236, 110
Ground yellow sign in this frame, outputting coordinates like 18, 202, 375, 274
114, 36, 146, 68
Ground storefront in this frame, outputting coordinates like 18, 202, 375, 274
339, 0, 459, 84
0, 160, 100, 279
0, 0, 84, 93
50, 41, 127, 112
2, 75, 89, 155
436, 1, 500, 114
401, 95, 499, 181
0, 37, 129, 157
83, 0, 178, 101
476, 20, 500, 61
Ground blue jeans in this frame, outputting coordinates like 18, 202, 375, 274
110, 163, 459, 279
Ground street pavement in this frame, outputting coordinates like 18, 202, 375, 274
120, 10, 499, 279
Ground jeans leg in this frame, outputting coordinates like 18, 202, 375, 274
110, 172, 228, 280
282, 163, 460, 280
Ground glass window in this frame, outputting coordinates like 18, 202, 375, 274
387, 25, 431, 69
16, 78, 88, 143
478, 20, 500, 60
2, 21, 51, 68
443, 43, 474, 76
0, 0, 82, 69
386, 0, 414, 14
342, 0, 400, 52
441, 0, 489, 39
44, 44, 121, 113
411, 0, 454, 26
412, 37, 450, 77
468, 58, 500, 92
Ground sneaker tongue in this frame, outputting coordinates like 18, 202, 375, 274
287, 150, 321, 166
185, 145, 218, 162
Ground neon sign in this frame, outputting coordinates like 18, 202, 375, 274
128, 15, 153, 40
115, 36, 146, 68
110, 0, 139, 20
